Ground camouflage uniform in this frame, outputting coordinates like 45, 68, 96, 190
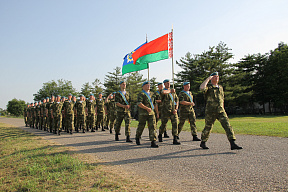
86, 100, 96, 130
63, 100, 75, 132
52, 101, 63, 133
47, 101, 54, 132
159, 89, 179, 136
106, 98, 116, 132
153, 90, 162, 124
40, 102, 46, 130
31, 105, 36, 128
35, 104, 41, 129
178, 91, 198, 136
201, 84, 236, 142
96, 98, 105, 128
24, 107, 28, 126
136, 91, 157, 141
114, 91, 131, 136
75, 100, 86, 131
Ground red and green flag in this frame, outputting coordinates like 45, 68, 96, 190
132, 32, 173, 65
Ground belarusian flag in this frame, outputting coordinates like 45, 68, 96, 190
132, 32, 173, 65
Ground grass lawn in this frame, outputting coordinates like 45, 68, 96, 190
128, 115, 288, 138
0, 123, 164, 192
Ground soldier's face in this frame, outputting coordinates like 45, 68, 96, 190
158, 84, 163, 90
99, 94, 102, 99
143, 84, 150, 91
120, 82, 126, 89
164, 82, 170, 88
68, 95, 72, 100
184, 84, 190, 91
90, 96, 93, 100
211, 75, 219, 85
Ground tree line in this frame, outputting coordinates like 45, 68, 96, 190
6, 41, 288, 116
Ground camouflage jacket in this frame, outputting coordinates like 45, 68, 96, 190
106, 98, 116, 115
47, 102, 54, 116
203, 84, 225, 113
179, 91, 194, 113
24, 107, 27, 116
96, 99, 105, 113
35, 105, 41, 117
160, 89, 178, 114
137, 91, 156, 116
87, 100, 96, 114
153, 90, 162, 112
63, 100, 75, 115
75, 100, 86, 115
115, 91, 130, 113
41, 103, 47, 116
52, 102, 63, 116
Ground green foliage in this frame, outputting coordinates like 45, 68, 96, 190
33, 79, 78, 101
80, 82, 93, 97
6, 98, 26, 116
103, 67, 123, 96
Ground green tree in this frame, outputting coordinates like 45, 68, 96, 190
91, 78, 103, 96
103, 67, 123, 96
33, 79, 77, 101
7, 98, 26, 116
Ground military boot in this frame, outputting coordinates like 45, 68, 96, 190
69, 130, 73, 134
163, 131, 170, 138
57, 129, 61, 135
109, 129, 112, 134
101, 126, 105, 131
82, 129, 85, 133
193, 135, 201, 141
91, 128, 95, 132
126, 136, 133, 142
158, 134, 163, 142
151, 141, 159, 148
115, 134, 119, 141
136, 138, 140, 145
229, 140, 243, 150
200, 141, 209, 149
173, 136, 181, 145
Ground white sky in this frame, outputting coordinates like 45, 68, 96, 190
0, 0, 287, 109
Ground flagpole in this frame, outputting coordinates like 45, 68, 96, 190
171, 25, 175, 89
146, 34, 149, 81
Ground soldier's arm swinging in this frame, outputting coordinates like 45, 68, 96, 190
200, 76, 213, 91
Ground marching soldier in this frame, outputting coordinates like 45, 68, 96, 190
135, 81, 159, 148
40, 98, 47, 130
96, 93, 106, 131
63, 93, 75, 134
86, 93, 97, 132
178, 82, 201, 141
106, 92, 116, 134
114, 81, 132, 142
75, 94, 87, 133
31, 102, 36, 128
51, 95, 63, 135
158, 79, 180, 145
48, 96, 55, 133
24, 104, 29, 127
199, 72, 242, 150
154, 82, 170, 138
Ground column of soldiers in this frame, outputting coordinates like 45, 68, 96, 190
24, 72, 242, 150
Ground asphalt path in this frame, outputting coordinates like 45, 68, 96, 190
1, 117, 287, 191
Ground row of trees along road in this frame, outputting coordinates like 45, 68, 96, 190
6, 41, 288, 116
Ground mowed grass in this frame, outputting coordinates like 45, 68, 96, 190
0, 123, 164, 192
128, 115, 288, 137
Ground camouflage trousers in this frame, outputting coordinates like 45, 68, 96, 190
42, 116, 47, 129
24, 117, 28, 125
159, 112, 178, 136
76, 114, 86, 130
114, 112, 131, 136
53, 115, 62, 131
104, 114, 109, 127
96, 112, 105, 128
65, 114, 74, 131
178, 111, 198, 136
31, 116, 36, 127
87, 113, 96, 129
155, 110, 167, 132
201, 111, 236, 142
48, 115, 54, 131
108, 113, 116, 130
136, 114, 157, 141
35, 116, 40, 128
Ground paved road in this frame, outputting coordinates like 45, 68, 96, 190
1, 117, 287, 191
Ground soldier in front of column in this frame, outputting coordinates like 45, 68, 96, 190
75, 94, 87, 133
27, 103, 32, 127
114, 81, 132, 142
135, 81, 159, 148
199, 72, 242, 150
158, 79, 180, 145
86, 93, 97, 132
51, 95, 63, 135
63, 93, 75, 134
154, 82, 170, 138
178, 82, 201, 141
40, 98, 47, 131
96, 93, 106, 131
24, 104, 29, 127
106, 92, 116, 134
